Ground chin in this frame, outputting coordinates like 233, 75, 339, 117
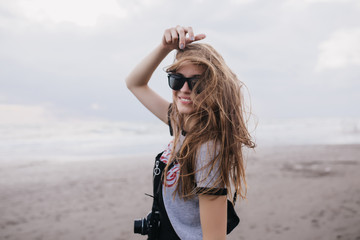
176, 103, 195, 115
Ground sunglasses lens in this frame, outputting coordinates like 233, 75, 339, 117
168, 74, 200, 91
168, 74, 185, 90
188, 79, 197, 90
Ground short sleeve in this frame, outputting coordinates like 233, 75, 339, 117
195, 142, 227, 195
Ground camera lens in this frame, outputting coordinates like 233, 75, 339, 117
134, 218, 148, 235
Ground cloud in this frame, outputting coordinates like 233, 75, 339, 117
304, 0, 353, 3
0, 0, 359, 120
283, 0, 359, 9
2, 0, 128, 27
0, 104, 54, 124
90, 103, 100, 111
229, 0, 256, 5
315, 28, 360, 72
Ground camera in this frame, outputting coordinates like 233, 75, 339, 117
134, 211, 160, 238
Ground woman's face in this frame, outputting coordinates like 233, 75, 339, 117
172, 64, 204, 115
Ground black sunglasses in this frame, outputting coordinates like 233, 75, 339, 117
167, 73, 200, 91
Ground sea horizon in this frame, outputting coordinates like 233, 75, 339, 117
1, 117, 359, 162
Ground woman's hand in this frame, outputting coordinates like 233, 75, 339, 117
161, 25, 206, 51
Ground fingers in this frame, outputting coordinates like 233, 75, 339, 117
163, 30, 172, 45
187, 26, 195, 41
163, 26, 206, 49
194, 33, 206, 42
175, 26, 185, 49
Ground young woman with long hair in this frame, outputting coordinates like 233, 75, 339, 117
126, 26, 255, 240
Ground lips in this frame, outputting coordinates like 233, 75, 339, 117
178, 96, 192, 104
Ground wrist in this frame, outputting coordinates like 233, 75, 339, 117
158, 43, 176, 54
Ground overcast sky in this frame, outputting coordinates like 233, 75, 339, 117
0, 0, 359, 123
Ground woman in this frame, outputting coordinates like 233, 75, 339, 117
126, 26, 255, 240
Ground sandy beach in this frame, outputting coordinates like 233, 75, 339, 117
1, 144, 359, 240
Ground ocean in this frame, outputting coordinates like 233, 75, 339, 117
0, 118, 359, 161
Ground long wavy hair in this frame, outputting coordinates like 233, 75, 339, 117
164, 43, 255, 202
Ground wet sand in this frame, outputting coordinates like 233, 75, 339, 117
0, 145, 360, 240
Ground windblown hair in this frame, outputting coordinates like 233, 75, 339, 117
164, 43, 255, 202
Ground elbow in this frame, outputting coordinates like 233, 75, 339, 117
125, 77, 148, 93
125, 77, 132, 90
125, 77, 136, 92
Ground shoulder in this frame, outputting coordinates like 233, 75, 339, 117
195, 140, 225, 191
195, 140, 221, 174
197, 140, 220, 162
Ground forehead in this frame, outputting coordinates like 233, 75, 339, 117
176, 64, 204, 78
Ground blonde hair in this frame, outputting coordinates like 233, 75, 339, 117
164, 43, 255, 202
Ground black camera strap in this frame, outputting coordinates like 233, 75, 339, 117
152, 152, 180, 240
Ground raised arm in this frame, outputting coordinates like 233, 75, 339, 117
125, 26, 206, 123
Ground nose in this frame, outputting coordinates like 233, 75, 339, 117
180, 81, 191, 93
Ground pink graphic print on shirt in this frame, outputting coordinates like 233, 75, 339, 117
160, 141, 179, 188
